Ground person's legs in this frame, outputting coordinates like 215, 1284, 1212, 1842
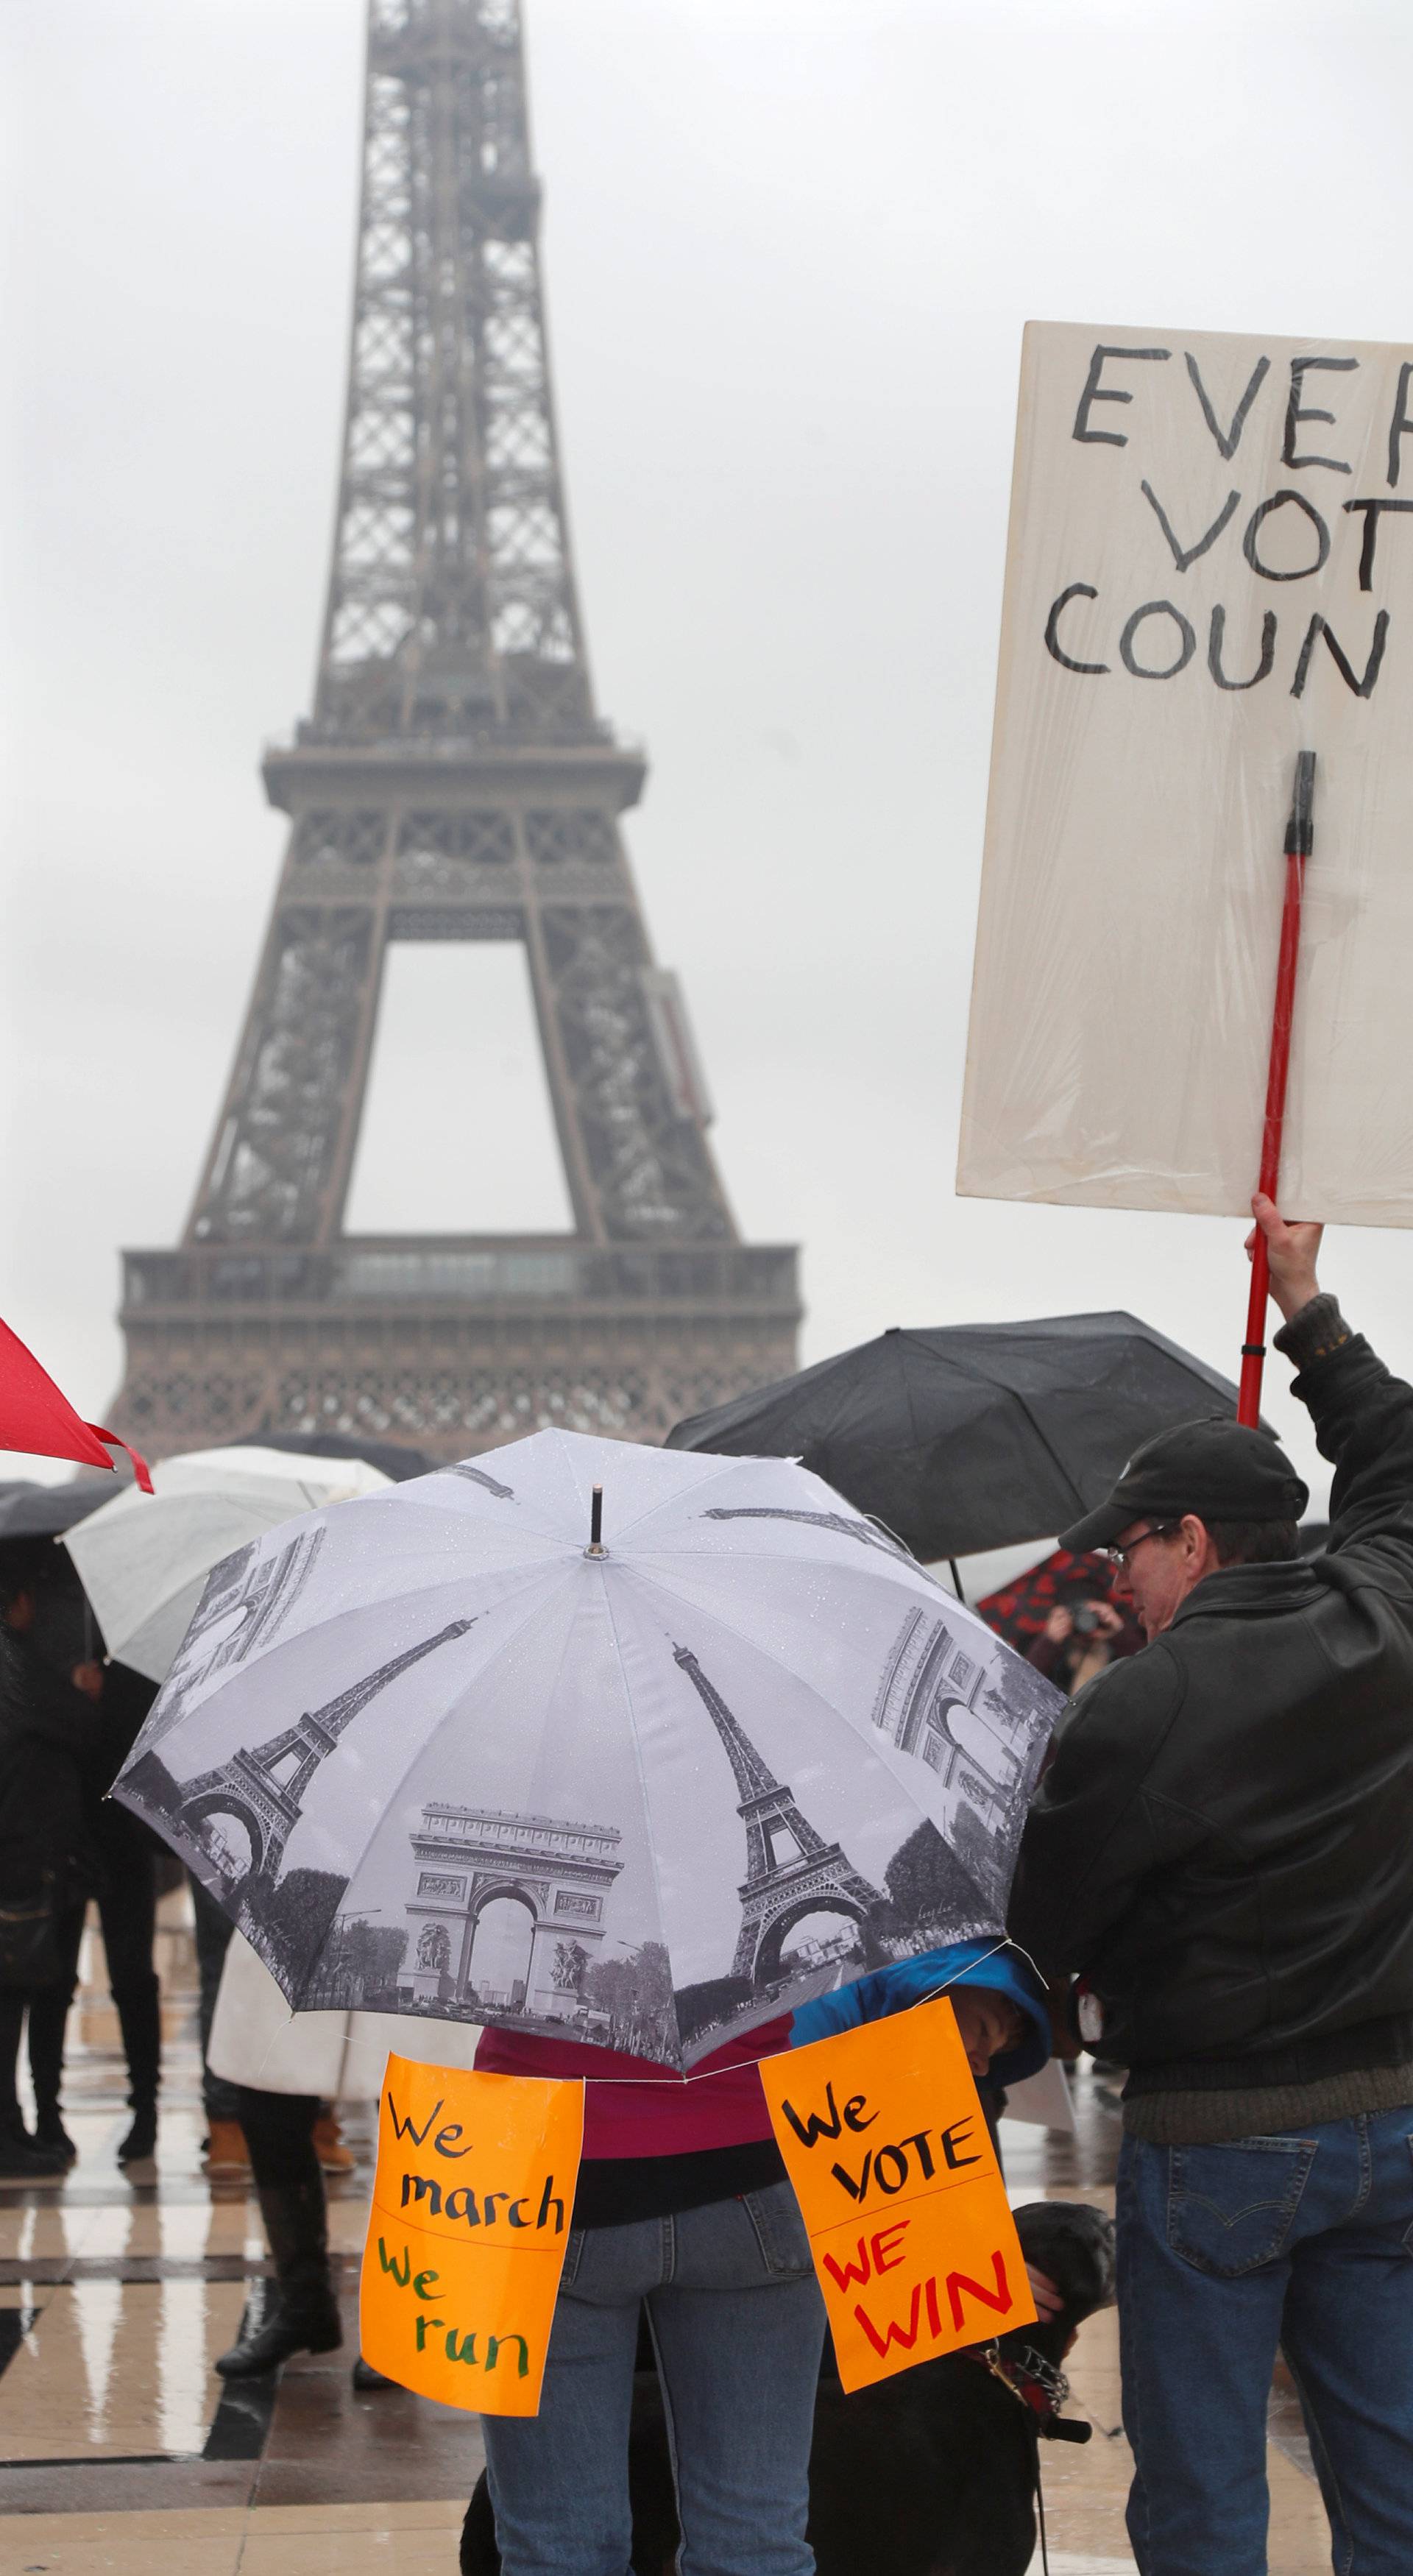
0, 1992, 25, 2124
648, 2180, 826, 2576
96, 1848, 160, 2158
215, 2086, 341, 2376
188, 1872, 241, 2127
1278, 2106, 1413, 2576
0, 1989, 65, 2174
481, 2219, 658, 2576
1117, 2131, 1297, 2575
27, 1903, 88, 2155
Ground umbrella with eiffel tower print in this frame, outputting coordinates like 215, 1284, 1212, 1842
112, 1433, 1061, 2070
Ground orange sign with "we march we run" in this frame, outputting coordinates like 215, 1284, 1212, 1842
359, 2056, 584, 2416
758, 1995, 1035, 2392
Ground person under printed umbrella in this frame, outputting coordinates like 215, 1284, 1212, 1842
472, 1939, 1053, 2576
113, 1433, 1065, 2576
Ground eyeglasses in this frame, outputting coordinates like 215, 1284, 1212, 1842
1105, 1524, 1180, 1572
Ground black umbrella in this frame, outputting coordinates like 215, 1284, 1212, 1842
666, 1314, 1244, 1565
0, 1473, 121, 1542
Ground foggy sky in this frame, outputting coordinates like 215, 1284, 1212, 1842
4, 0, 1413, 1515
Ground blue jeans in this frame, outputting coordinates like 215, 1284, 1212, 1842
481, 2182, 826, 2576
1117, 2110, 1413, 2575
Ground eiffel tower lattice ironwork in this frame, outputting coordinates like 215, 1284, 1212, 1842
112, 0, 799, 1462
169, 1617, 474, 1881
671, 1645, 882, 1985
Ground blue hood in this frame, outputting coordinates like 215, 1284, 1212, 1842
787, 1937, 1050, 2087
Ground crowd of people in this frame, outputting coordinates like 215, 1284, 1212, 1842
1, 1195, 1411, 2576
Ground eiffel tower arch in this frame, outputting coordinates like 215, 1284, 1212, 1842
111, 0, 799, 1462
671, 1646, 882, 1987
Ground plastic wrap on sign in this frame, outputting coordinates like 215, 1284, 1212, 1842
957, 321, 1413, 1225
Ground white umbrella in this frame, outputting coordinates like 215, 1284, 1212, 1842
113, 1432, 1060, 2068
65, 1444, 390, 1682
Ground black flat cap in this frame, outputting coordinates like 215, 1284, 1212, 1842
1060, 1415, 1309, 1553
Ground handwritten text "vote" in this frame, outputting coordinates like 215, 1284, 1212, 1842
779, 2076, 982, 2204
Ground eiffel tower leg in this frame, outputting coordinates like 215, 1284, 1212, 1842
188, 897, 383, 1250
318, 910, 395, 1242
731, 1919, 761, 1984
540, 903, 734, 1243
520, 888, 608, 1240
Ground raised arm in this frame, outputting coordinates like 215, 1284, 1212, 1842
1248, 1195, 1413, 1554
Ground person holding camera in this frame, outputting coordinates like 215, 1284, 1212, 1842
1026, 1593, 1128, 1694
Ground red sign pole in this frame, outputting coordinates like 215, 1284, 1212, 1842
1237, 751, 1316, 1427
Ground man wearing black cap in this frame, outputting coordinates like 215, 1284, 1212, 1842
1010, 1194, 1413, 2576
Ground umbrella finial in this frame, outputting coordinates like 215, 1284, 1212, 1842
585, 1484, 606, 1557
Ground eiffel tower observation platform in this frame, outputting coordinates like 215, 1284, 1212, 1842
117, 1234, 801, 1462
110, 0, 799, 1463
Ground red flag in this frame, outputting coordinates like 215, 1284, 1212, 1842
0, 1320, 152, 1493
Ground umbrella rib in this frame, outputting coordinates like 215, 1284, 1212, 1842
286, 1559, 584, 2011
893, 1331, 929, 1461
623, 1540, 943, 1597
619, 1563, 927, 1761
602, 1449, 779, 1546
615, 1567, 1000, 1929
779, 1355, 887, 1458
379, 1476, 582, 1551
162, 1540, 570, 1720
984, 1379, 1090, 1520
594, 1574, 680, 2073
892, 1338, 1089, 1536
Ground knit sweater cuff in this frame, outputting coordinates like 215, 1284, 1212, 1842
1122, 2061, 1413, 2145
1272, 1292, 1350, 1373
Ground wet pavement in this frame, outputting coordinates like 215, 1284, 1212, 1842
0, 1894, 1331, 2572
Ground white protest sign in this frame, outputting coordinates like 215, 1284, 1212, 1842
957, 322, 1413, 1224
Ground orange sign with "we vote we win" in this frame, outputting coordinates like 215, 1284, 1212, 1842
758, 1993, 1035, 2393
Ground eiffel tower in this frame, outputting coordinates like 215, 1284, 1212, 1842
671, 1645, 882, 1985
111, 0, 798, 1463
129, 1617, 475, 1883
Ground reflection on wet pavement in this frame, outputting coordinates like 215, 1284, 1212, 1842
0, 1897, 1332, 2572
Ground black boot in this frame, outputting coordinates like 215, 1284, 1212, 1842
215, 2283, 342, 2377
0, 2116, 67, 2180
33, 2108, 77, 2165
117, 2103, 157, 2163
113, 1961, 160, 2168
215, 2171, 341, 2378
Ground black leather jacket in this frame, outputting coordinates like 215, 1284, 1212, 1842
1009, 1302, 1413, 2092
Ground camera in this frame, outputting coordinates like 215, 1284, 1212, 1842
1072, 1605, 1102, 1635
